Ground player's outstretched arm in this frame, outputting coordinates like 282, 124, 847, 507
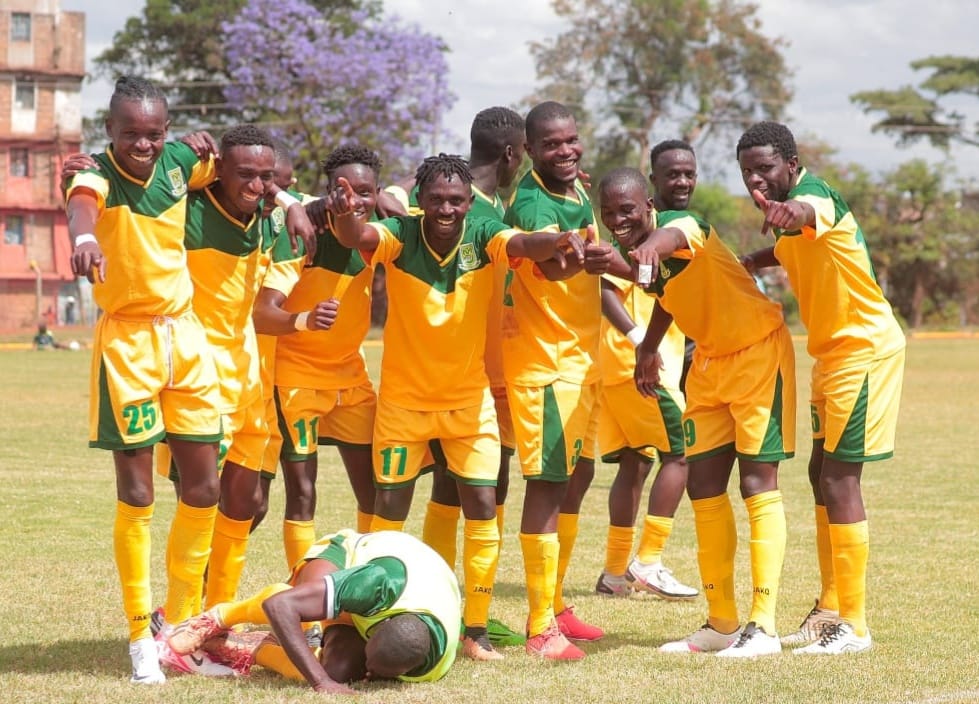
628, 227, 687, 285
262, 583, 356, 695
751, 189, 815, 236
66, 191, 105, 284
327, 177, 380, 252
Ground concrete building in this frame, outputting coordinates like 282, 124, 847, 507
0, 1, 84, 329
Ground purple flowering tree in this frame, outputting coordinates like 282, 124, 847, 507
223, 0, 455, 193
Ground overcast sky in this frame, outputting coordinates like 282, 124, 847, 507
60, 0, 979, 190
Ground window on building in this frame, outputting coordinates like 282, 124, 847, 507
11, 13, 31, 41
14, 81, 35, 110
9, 149, 29, 178
4, 215, 25, 246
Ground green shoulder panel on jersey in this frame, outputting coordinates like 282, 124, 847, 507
385, 215, 508, 295
94, 141, 202, 217
184, 187, 262, 255
504, 170, 593, 231
788, 169, 850, 228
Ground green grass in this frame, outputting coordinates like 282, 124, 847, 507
1, 339, 977, 703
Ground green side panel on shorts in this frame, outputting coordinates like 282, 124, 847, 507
658, 388, 686, 455
90, 361, 164, 451
753, 369, 792, 462
826, 374, 870, 461
538, 384, 569, 482
317, 532, 352, 570
686, 441, 736, 464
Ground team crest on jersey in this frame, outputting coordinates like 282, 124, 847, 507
271, 206, 286, 232
659, 262, 672, 281
458, 243, 480, 271
167, 168, 187, 197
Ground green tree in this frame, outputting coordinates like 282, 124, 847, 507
529, 0, 793, 175
91, 0, 377, 131
851, 56, 979, 149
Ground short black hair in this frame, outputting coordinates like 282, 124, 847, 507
414, 153, 472, 193
109, 75, 167, 114
322, 145, 383, 181
649, 139, 695, 171
370, 614, 430, 677
598, 167, 648, 198
271, 139, 294, 165
470, 107, 525, 160
736, 121, 798, 161
220, 124, 274, 157
525, 101, 574, 143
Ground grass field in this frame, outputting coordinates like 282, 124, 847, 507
1, 338, 977, 704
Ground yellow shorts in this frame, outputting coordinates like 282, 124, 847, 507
261, 395, 283, 480
811, 347, 905, 462
492, 385, 515, 452
222, 395, 271, 472
598, 380, 685, 462
373, 389, 501, 489
507, 380, 599, 482
682, 325, 796, 462
89, 312, 222, 450
276, 382, 376, 461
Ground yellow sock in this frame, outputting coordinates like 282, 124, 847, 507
370, 515, 405, 532
356, 509, 373, 534
164, 500, 217, 624
206, 511, 252, 608
421, 501, 461, 568
815, 504, 839, 611
829, 520, 869, 636
636, 514, 673, 565
519, 532, 558, 637
692, 493, 739, 634
553, 512, 579, 614
217, 582, 291, 627
114, 501, 154, 641
283, 519, 316, 570
745, 490, 786, 635
254, 640, 309, 681
604, 524, 635, 575
462, 518, 500, 628
496, 504, 505, 542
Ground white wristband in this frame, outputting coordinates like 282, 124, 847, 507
275, 190, 301, 210
626, 326, 646, 347
74, 233, 97, 247
294, 311, 310, 331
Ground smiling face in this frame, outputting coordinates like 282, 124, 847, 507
650, 148, 697, 211
214, 144, 275, 221
526, 115, 582, 193
328, 163, 379, 224
418, 173, 473, 254
104, 98, 169, 181
600, 179, 653, 251
738, 144, 798, 203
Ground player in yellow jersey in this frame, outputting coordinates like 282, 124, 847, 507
737, 122, 906, 655
325, 153, 586, 662
593, 141, 700, 601
253, 145, 383, 569
66, 76, 225, 684
610, 165, 796, 658
502, 102, 614, 660
166, 529, 462, 694
418, 107, 527, 652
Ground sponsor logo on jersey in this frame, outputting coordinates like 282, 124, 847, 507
168, 168, 187, 197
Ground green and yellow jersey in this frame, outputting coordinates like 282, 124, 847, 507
185, 186, 274, 413
600, 275, 685, 389
631, 210, 785, 357
470, 185, 509, 390
301, 529, 461, 683
365, 214, 517, 410
775, 168, 905, 365
261, 217, 374, 391
502, 169, 601, 387
65, 142, 215, 318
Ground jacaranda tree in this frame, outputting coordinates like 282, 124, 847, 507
223, 0, 455, 193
